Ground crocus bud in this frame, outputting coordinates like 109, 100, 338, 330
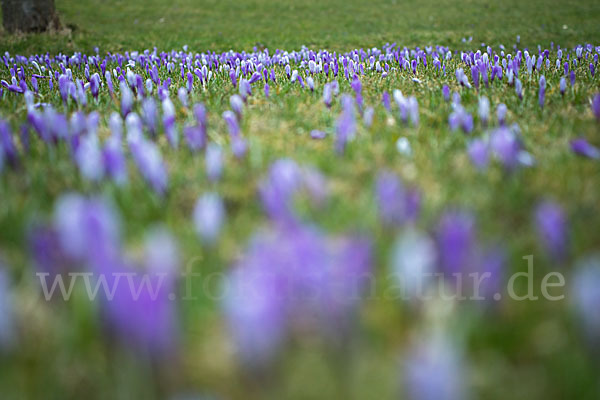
570, 138, 600, 159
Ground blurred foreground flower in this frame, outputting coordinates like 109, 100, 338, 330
534, 201, 568, 262
222, 223, 371, 366
259, 159, 328, 226
435, 210, 504, 300
402, 333, 469, 400
98, 228, 180, 359
0, 266, 16, 351
193, 192, 226, 244
376, 171, 421, 226
47, 194, 180, 359
570, 138, 600, 160
571, 255, 600, 347
390, 228, 437, 301
592, 94, 600, 121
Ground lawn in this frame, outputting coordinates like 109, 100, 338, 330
0, 0, 600, 399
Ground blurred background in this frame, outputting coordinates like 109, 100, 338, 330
1, 0, 599, 53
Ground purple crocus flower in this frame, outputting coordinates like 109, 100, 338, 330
382, 91, 391, 111
222, 243, 288, 366
592, 94, 600, 122
471, 65, 480, 89
48, 110, 69, 141
475, 246, 505, 301
193, 192, 226, 244
98, 241, 180, 359
29, 225, 75, 287
145, 79, 153, 96
330, 80, 339, 95
535, 201, 568, 261
89, 73, 100, 100
103, 128, 128, 185
306, 76, 315, 92
571, 255, 600, 344
455, 68, 471, 88
104, 71, 114, 95
323, 83, 333, 108
31, 76, 38, 93
58, 74, 69, 104
230, 95, 244, 120
394, 90, 408, 121
134, 74, 145, 97
490, 127, 521, 169
205, 143, 224, 182
231, 136, 248, 159
570, 70, 576, 86
570, 138, 600, 159
402, 333, 469, 400
19, 124, 30, 154
177, 87, 188, 108
310, 129, 327, 139
109, 110, 123, 140
351, 77, 362, 110
442, 85, 450, 102
376, 171, 407, 226
436, 210, 476, 276
448, 106, 473, 134
335, 111, 355, 153
538, 75, 546, 109
141, 97, 158, 136
301, 166, 329, 207
248, 71, 262, 85
222, 222, 371, 366
264, 83, 269, 98
184, 124, 206, 152
120, 82, 133, 117
129, 137, 168, 195
259, 159, 303, 224
467, 139, 489, 170
187, 71, 194, 93
451, 91, 461, 106
193, 102, 208, 128
560, 77, 567, 96
497, 103, 507, 125
162, 98, 178, 148
0, 119, 18, 166
53, 193, 121, 262
76, 133, 104, 182
515, 78, 523, 100
223, 110, 240, 137
239, 79, 251, 100
375, 171, 420, 226
297, 75, 305, 89
1, 80, 23, 94
229, 69, 237, 87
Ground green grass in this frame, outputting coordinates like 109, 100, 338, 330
1, 0, 600, 399
1, 0, 600, 54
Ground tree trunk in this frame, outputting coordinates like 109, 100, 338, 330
2, 0, 60, 33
